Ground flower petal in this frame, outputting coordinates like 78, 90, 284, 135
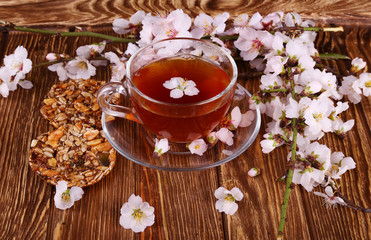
230, 187, 244, 201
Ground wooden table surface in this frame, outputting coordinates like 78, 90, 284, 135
0, 2, 370, 240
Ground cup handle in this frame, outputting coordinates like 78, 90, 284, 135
97, 81, 142, 123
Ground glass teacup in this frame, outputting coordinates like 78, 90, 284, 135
97, 38, 237, 143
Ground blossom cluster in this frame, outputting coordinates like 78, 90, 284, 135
0, 46, 33, 97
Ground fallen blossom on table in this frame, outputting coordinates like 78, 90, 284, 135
153, 138, 170, 158
54, 180, 84, 210
120, 194, 155, 233
314, 186, 345, 208
214, 187, 243, 215
248, 167, 261, 177
188, 139, 208, 156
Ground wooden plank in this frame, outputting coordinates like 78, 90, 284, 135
0, 0, 371, 27
0, 32, 59, 239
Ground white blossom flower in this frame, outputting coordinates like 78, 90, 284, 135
303, 97, 334, 136
113, 10, 146, 34
314, 186, 345, 208
214, 187, 243, 215
104, 52, 126, 82
163, 77, 199, 99
232, 14, 250, 33
46, 53, 69, 81
285, 12, 314, 28
54, 180, 83, 210
359, 72, 371, 96
120, 194, 155, 233
351, 57, 366, 72
260, 133, 284, 153
125, 42, 140, 56
3, 46, 32, 80
260, 74, 283, 90
332, 119, 354, 137
291, 142, 331, 192
339, 75, 362, 104
0, 67, 11, 97
248, 167, 261, 177
215, 128, 234, 146
138, 10, 192, 46
76, 41, 106, 59
261, 12, 284, 30
152, 9, 192, 42
286, 39, 310, 60
324, 152, 356, 185
264, 55, 287, 76
65, 56, 96, 79
192, 12, 230, 38
153, 138, 170, 157
188, 139, 208, 156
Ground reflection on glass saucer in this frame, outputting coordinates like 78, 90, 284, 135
102, 84, 261, 171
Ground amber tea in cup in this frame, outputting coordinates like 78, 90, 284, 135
98, 38, 237, 143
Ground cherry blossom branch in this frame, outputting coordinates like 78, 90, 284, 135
333, 187, 371, 213
277, 118, 297, 239
273, 26, 344, 33
261, 88, 288, 93
1, 23, 137, 43
33, 56, 107, 68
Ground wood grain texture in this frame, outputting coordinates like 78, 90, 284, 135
0, 17, 370, 240
0, 0, 371, 27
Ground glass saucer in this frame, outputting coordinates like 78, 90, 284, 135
102, 84, 261, 171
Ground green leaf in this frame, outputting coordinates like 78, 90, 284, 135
319, 53, 350, 60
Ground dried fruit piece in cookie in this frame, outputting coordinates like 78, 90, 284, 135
41, 79, 104, 128
29, 124, 116, 187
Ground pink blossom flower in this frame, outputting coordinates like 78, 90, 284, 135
234, 27, 273, 61
192, 12, 230, 38
188, 139, 208, 156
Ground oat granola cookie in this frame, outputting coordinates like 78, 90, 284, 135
40, 79, 104, 129
29, 123, 116, 187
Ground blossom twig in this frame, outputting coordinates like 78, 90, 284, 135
277, 118, 297, 239
1, 23, 137, 43
333, 187, 371, 213
33, 56, 107, 68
